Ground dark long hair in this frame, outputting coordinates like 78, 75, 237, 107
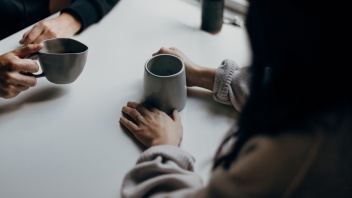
215, 0, 352, 169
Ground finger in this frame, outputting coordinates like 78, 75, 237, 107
152, 47, 163, 56
0, 85, 20, 99
4, 84, 30, 92
120, 116, 140, 132
23, 25, 44, 45
13, 44, 44, 58
152, 47, 171, 56
154, 47, 180, 57
14, 84, 30, 92
10, 58, 39, 73
5, 72, 37, 87
171, 109, 181, 123
33, 33, 51, 44
19, 30, 30, 44
126, 101, 139, 109
152, 47, 169, 56
122, 106, 145, 123
127, 102, 150, 116
149, 107, 160, 113
147, 106, 161, 113
142, 103, 160, 113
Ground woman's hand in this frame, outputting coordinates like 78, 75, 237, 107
153, 47, 216, 91
120, 101, 183, 148
19, 12, 81, 45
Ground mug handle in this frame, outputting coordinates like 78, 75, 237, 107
26, 52, 45, 78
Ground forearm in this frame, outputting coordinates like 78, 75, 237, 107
121, 145, 203, 198
189, 66, 216, 91
62, 0, 120, 32
187, 60, 250, 111
49, 0, 71, 14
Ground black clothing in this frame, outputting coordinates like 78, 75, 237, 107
0, 0, 49, 40
62, 0, 120, 33
0, 0, 120, 40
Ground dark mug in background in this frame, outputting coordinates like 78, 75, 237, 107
143, 54, 187, 115
30, 38, 88, 84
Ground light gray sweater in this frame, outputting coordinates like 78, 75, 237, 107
121, 60, 251, 197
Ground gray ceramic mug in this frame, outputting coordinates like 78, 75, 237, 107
144, 54, 187, 114
30, 38, 88, 84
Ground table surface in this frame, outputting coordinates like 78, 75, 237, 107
0, 0, 251, 197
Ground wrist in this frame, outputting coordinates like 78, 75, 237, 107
190, 66, 216, 91
150, 139, 180, 148
59, 12, 82, 34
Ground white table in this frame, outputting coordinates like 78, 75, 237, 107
0, 0, 251, 197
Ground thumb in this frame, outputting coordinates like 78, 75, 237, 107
152, 47, 174, 56
13, 44, 44, 58
171, 109, 181, 123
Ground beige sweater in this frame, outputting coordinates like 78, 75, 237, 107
121, 60, 349, 197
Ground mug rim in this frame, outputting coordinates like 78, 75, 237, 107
145, 54, 185, 78
39, 38, 88, 55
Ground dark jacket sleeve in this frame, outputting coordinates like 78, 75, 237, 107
62, 0, 120, 33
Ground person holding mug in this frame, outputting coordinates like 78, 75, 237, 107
120, 47, 249, 148
0, 44, 43, 99
119, 0, 352, 197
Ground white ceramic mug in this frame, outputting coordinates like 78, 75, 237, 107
144, 54, 187, 114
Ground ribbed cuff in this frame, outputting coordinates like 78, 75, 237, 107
213, 59, 240, 105
137, 145, 196, 171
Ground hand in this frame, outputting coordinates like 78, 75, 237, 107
153, 47, 216, 91
19, 13, 81, 45
120, 101, 183, 148
0, 44, 43, 99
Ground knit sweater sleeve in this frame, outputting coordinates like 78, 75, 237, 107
121, 145, 204, 198
213, 59, 251, 112
61, 0, 120, 33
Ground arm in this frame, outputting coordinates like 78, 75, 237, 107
213, 60, 250, 112
121, 145, 204, 198
20, 0, 120, 45
19, 12, 81, 45
119, 102, 205, 197
121, 123, 318, 198
61, 0, 120, 33
153, 47, 251, 112
0, 44, 43, 99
